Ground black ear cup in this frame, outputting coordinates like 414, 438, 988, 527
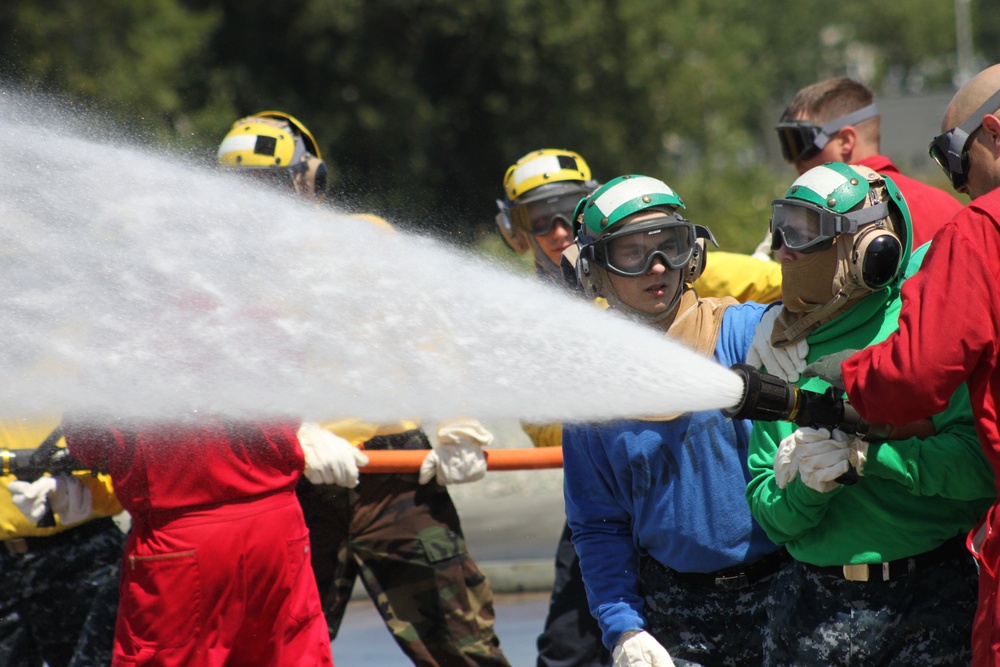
851, 226, 902, 289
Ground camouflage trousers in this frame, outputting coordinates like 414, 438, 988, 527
764, 548, 978, 666
640, 555, 776, 667
0, 517, 125, 667
296, 430, 510, 667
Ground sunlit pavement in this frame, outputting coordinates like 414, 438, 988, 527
333, 592, 551, 667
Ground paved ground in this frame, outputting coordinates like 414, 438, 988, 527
334, 592, 552, 667
335, 419, 569, 666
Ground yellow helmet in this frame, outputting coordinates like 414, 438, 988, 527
217, 111, 328, 200
502, 149, 591, 201
496, 149, 596, 275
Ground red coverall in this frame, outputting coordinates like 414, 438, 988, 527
842, 187, 1000, 667
856, 154, 963, 249
63, 417, 334, 667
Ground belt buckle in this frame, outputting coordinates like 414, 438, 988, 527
714, 573, 750, 591
4, 538, 28, 556
843, 564, 869, 582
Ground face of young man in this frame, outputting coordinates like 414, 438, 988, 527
604, 210, 686, 315
534, 218, 574, 265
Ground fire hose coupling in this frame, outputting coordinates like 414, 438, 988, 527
724, 363, 894, 486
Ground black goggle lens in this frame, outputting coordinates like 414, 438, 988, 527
775, 123, 821, 163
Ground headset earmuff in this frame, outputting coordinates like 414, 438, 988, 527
851, 224, 902, 289
687, 223, 718, 283
494, 200, 530, 254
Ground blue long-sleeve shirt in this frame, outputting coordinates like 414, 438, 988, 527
563, 301, 780, 649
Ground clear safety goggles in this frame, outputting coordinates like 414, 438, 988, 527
774, 103, 880, 163
510, 191, 584, 236
929, 88, 1000, 190
770, 198, 890, 253
589, 216, 697, 277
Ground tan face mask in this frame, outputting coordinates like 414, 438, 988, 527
779, 242, 841, 313
772, 235, 870, 347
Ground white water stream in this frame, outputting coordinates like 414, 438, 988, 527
0, 91, 744, 424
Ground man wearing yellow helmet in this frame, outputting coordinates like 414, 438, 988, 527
217, 111, 329, 200
220, 120, 511, 667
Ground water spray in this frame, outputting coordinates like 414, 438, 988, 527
0, 90, 745, 424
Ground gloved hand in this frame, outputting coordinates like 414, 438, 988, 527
774, 427, 837, 489
8, 475, 93, 525
795, 428, 852, 493
801, 349, 859, 391
612, 630, 676, 667
297, 422, 369, 487
419, 418, 492, 485
746, 306, 809, 382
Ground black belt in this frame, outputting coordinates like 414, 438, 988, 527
663, 550, 789, 591
3, 516, 119, 556
801, 536, 968, 583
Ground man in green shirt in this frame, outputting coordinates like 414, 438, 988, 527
746, 162, 994, 665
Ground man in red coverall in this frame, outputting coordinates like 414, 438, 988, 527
56, 418, 335, 667
775, 77, 963, 249
839, 64, 1000, 667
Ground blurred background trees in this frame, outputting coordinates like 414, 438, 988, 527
1, 0, 996, 257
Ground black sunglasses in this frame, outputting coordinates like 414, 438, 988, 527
928, 88, 1000, 190
774, 103, 880, 163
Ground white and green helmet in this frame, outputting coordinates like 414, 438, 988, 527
771, 162, 912, 288
573, 174, 716, 322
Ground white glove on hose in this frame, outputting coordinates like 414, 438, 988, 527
746, 306, 809, 382
773, 426, 840, 489
8, 476, 93, 525
613, 630, 676, 667
419, 418, 492, 485
297, 422, 369, 487
795, 428, 852, 493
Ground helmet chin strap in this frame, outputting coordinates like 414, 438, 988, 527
778, 283, 861, 346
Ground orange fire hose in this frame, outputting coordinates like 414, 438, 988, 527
360, 447, 564, 473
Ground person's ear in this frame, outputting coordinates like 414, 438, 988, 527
981, 114, 1000, 154
836, 126, 858, 161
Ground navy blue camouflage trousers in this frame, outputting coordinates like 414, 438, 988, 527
0, 517, 125, 667
641, 556, 774, 666
763, 553, 978, 666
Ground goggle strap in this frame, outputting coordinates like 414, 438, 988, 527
942, 88, 1000, 168
845, 200, 890, 230
815, 103, 879, 148
956, 88, 1000, 138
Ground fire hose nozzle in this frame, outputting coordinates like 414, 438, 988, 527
724, 363, 897, 486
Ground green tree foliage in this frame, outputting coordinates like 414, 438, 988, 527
0, 0, 221, 142
1, 0, 997, 255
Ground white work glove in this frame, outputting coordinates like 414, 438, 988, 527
613, 630, 676, 667
8, 476, 93, 526
746, 306, 809, 382
795, 428, 852, 493
297, 422, 369, 487
419, 418, 491, 485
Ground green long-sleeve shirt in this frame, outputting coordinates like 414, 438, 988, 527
746, 280, 995, 566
